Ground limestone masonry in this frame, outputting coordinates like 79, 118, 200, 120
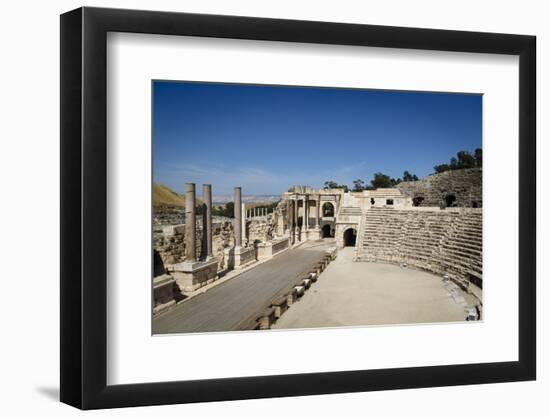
153, 168, 483, 315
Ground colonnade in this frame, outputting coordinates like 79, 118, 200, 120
285, 194, 324, 243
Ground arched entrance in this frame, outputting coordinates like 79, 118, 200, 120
445, 194, 457, 207
322, 202, 334, 217
322, 224, 332, 238
343, 228, 357, 247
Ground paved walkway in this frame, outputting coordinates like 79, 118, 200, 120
153, 242, 331, 334
273, 247, 476, 329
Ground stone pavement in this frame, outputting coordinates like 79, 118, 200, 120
152, 242, 331, 334
273, 247, 475, 329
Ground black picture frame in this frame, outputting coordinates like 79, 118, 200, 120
60, 6, 536, 410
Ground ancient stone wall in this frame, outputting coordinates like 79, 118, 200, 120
153, 206, 185, 225
397, 168, 482, 208
247, 218, 274, 244
153, 219, 235, 272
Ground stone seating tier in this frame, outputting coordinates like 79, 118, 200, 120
357, 207, 482, 293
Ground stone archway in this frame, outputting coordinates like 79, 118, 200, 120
322, 224, 332, 238
322, 202, 334, 217
445, 194, 457, 207
343, 227, 357, 247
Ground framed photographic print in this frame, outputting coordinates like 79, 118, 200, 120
60, 6, 536, 409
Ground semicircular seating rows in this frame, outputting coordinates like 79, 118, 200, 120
356, 207, 482, 296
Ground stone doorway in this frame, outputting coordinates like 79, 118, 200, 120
343, 228, 357, 247
322, 224, 332, 238
445, 194, 457, 207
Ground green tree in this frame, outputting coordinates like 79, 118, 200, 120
434, 163, 451, 173
212, 201, 234, 218
456, 151, 476, 169
403, 170, 419, 182
370, 172, 393, 189
352, 179, 365, 191
324, 181, 349, 192
474, 148, 482, 167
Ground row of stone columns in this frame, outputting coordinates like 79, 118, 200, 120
245, 207, 272, 218
285, 194, 324, 242
185, 183, 214, 262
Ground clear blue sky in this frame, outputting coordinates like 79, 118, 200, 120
153, 81, 481, 195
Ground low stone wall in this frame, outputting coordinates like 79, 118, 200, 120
256, 237, 290, 260
397, 168, 482, 208
152, 274, 177, 314
153, 220, 234, 272
224, 245, 257, 269
246, 218, 274, 244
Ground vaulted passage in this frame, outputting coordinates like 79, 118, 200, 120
343, 228, 357, 247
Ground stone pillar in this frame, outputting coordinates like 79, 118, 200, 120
316, 194, 321, 228
304, 195, 309, 231
290, 199, 295, 244
294, 196, 299, 240
185, 183, 196, 262
234, 187, 242, 247
202, 184, 213, 259
241, 202, 246, 246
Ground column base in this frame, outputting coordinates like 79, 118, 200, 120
152, 274, 177, 314
308, 228, 322, 241
224, 246, 256, 269
167, 258, 218, 293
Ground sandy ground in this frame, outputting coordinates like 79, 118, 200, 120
273, 247, 477, 329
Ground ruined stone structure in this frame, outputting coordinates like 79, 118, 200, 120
153, 168, 483, 315
153, 183, 292, 313
397, 168, 482, 208
356, 207, 482, 298
278, 170, 483, 299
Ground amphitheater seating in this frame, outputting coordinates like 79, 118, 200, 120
356, 207, 482, 292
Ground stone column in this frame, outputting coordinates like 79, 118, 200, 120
316, 194, 321, 228
286, 200, 291, 232
241, 203, 246, 246
185, 183, 196, 262
202, 184, 213, 259
290, 199, 295, 244
294, 196, 299, 240
304, 195, 309, 231
234, 187, 242, 247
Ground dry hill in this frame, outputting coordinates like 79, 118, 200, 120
153, 183, 185, 207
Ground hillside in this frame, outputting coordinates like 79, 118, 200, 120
153, 183, 185, 207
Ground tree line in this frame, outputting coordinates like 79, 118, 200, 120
323, 148, 482, 191
324, 170, 419, 192
433, 148, 482, 173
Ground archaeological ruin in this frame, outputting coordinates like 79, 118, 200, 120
153, 167, 483, 328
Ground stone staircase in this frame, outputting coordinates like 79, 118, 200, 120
356, 207, 482, 295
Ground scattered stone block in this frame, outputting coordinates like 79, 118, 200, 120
257, 307, 276, 330
286, 288, 298, 305
295, 285, 305, 297
301, 278, 311, 289
271, 296, 288, 318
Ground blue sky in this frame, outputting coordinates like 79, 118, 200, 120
153, 81, 482, 195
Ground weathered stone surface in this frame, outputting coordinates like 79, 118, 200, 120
255, 237, 290, 260
397, 168, 482, 208
224, 245, 256, 269
153, 274, 177, 314
357, 206, 482, 292
154, 220, 234, 272
246, 218, 275, 244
